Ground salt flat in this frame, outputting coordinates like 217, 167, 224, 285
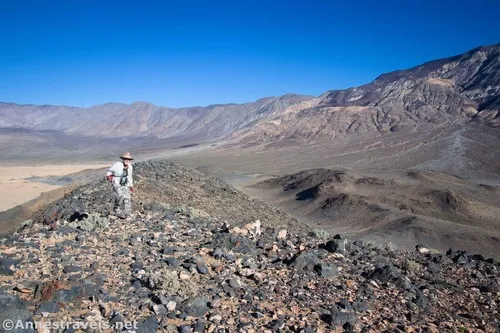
0, 164, 109, 212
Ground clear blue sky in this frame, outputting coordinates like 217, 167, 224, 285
1, 0, 499, 108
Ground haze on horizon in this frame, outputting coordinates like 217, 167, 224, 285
1, 0, 499, 108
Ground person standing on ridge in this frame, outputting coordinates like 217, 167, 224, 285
106, 152, 134, 219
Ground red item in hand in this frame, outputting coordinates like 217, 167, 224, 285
130, 187, 134, 192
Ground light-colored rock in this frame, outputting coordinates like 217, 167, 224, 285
277, 230, 287, 240
166, 301, 177, 311
417, 245, 430, 254
244, 219, 262, 238
230, 226, 248, 236
210, 314, 222, 323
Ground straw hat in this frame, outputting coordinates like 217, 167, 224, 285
120, 152, 134, 160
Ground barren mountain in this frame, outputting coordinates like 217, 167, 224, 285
247, 168, 500, 258
1, 44, 499, 151
0, 95, 312, 140
232, 44, 500, 143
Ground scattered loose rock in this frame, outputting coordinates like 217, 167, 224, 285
0, 161, 497, 332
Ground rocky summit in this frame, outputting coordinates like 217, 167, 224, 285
0, 161, 499, 332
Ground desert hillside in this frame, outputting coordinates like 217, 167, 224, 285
232, 44, 500, 144
0, 161, 498, 332
247, 168, 500, 258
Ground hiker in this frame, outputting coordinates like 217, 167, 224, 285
106, 152, 134, 219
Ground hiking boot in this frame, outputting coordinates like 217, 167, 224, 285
118, 213, 134, 221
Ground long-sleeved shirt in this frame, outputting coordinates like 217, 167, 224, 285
106, 162, 133, 186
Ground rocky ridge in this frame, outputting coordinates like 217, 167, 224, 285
232, 44, 500, 143
250, 168, 500, 257
0, 161, 499, 332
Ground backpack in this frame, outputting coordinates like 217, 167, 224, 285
120, 168, 128, 186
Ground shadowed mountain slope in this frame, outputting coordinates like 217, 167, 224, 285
249, 168, 500, 258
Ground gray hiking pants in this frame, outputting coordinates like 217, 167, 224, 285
112, 183, 131, 218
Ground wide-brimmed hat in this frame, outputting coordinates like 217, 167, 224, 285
120, 152, 134, 160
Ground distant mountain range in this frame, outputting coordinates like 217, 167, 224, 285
0, 95, 312, 140
1, 44, 499, 143
233, 44, 500, 143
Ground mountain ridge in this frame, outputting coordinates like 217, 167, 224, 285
232, 43, 500, 143
0, 94, 313, 140
2, 43, 499, 144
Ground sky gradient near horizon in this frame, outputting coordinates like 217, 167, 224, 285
1, 0, 499, 108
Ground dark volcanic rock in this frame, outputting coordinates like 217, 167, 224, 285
367, 264, 412, 289
324, 235, 347, 254
165, 257, 181, 268
109, 313, 124, 326
192, 321, 206, 332
63, 265, 82, 274
288, 250, 319, 271
189, 255, 209, 275
453, 253, 470, 265
0, 292, 35, 332
352, 300, 371, 313
34, 301, 60, 314
134, 315, 158, 333
479, 281, 500, 293
53, 285, 85, 303
314, 262, 339, 278
266, 318, 285, 330
179, 326, 191, 333
413, 289, 430, 310
321, 310, 358, 329
0, 256, 21, 276
210, 233, 256, 254
180, 296, 210, 317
